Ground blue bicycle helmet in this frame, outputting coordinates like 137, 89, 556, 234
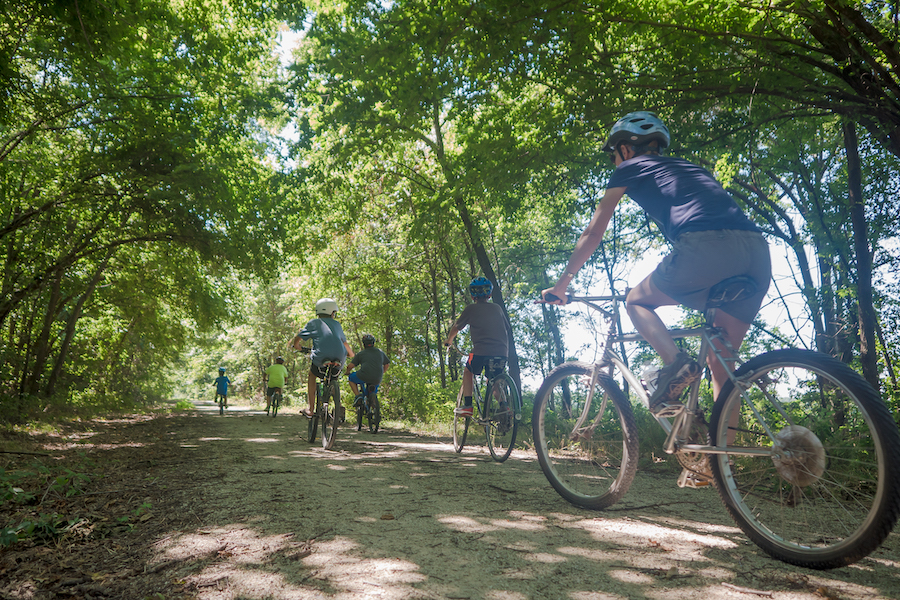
602, 111, 670, 153
469, 276, 493, 298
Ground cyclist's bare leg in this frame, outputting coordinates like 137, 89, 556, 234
306, 371, 317, 414
709, 310, 750, 399
625, 276, 681, 364
462, 368, 474, 397
349, 381, 359, 396
710, 310, 751, 445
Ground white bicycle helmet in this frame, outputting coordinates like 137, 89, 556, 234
315, 297, 339, 316
602, 111, 671, 153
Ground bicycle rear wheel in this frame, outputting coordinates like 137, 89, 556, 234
367, 391, 380, 433
218, 397, 224, 415
486, 374, 519, 463
452, 386, 470, 453
322, 381, 339, 450
271, 392, 280, 417
533, 362, 639, 510
711, 349, 900, 569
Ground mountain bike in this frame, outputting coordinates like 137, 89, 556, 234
354, 381, 381, 433
534, 276, 900, 569
268, 388, 283, 417
450, 348, 522, 463
306, 361, 344, 450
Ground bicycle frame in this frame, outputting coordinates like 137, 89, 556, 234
535, 288, 900, 568
573, 295, 775, 459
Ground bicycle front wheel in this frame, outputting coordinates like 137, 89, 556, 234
711, 349, 900, 569
533, 362, 639, 510
452, 386, 470, 453
308, 390, 320, 443
322, 382, 339, 450
486, 374, 519, 463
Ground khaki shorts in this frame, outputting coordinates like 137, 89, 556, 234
651, 229, 771, 324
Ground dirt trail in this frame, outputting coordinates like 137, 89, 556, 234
2, 402, 899, 600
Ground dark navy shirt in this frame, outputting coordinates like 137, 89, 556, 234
607, 154, 759, 241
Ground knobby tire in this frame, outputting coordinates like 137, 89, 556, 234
533, 362, 639, 510
486, 374, 519, 462
710, 348, 900, 569
322, 381, 339, 450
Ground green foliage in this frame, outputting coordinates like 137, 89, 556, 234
0, 0, 288, 419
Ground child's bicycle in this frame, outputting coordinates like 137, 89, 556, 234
450, 347, 523, 463
534, 276, 900, 569
306, 361, 344, 450
354, 381, 381, 433
215, 393, 227, 415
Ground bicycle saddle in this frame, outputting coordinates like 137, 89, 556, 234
706, 276, 757, 308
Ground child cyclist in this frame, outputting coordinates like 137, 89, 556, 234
345, 333, 390, 430
264, 357, 288, 414
292, 297, 355, 418
214, 367, 230, 408
542, 111, 770, 484
444, 277, 511, 418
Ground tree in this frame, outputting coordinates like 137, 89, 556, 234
0, 0, 287, 418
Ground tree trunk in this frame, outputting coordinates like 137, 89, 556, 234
26, 270, 65, 395
842, 120, 880, 390
45, 253, 111, 396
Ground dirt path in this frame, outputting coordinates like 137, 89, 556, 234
2, 403, 899, 599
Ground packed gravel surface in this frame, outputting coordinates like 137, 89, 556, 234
1, 401, 898, 600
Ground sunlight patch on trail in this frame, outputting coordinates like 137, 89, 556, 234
571, 517, 737, 549
157, 527, 429, 599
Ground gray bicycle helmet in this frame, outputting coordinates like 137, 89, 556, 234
361, 333, 376, 347
602, 111, 671, 153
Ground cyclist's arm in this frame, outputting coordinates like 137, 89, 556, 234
343, 340, 355, 359
445, 323, 460, 346
543, 186, 626, 304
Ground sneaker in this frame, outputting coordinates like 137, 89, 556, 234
648, 352, 700, 415
301, 408, 314, 418
354, 395, 364, 408
455, 405, 473, 417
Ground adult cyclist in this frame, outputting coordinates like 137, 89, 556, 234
542, 111, 770, 419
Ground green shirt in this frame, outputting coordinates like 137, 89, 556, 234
265, 363, 288, 388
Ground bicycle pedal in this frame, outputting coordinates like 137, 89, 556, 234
677, 469, 711, 489
652, 403, 685, 418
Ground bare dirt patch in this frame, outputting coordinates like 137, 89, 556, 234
1, 402, 898, 600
